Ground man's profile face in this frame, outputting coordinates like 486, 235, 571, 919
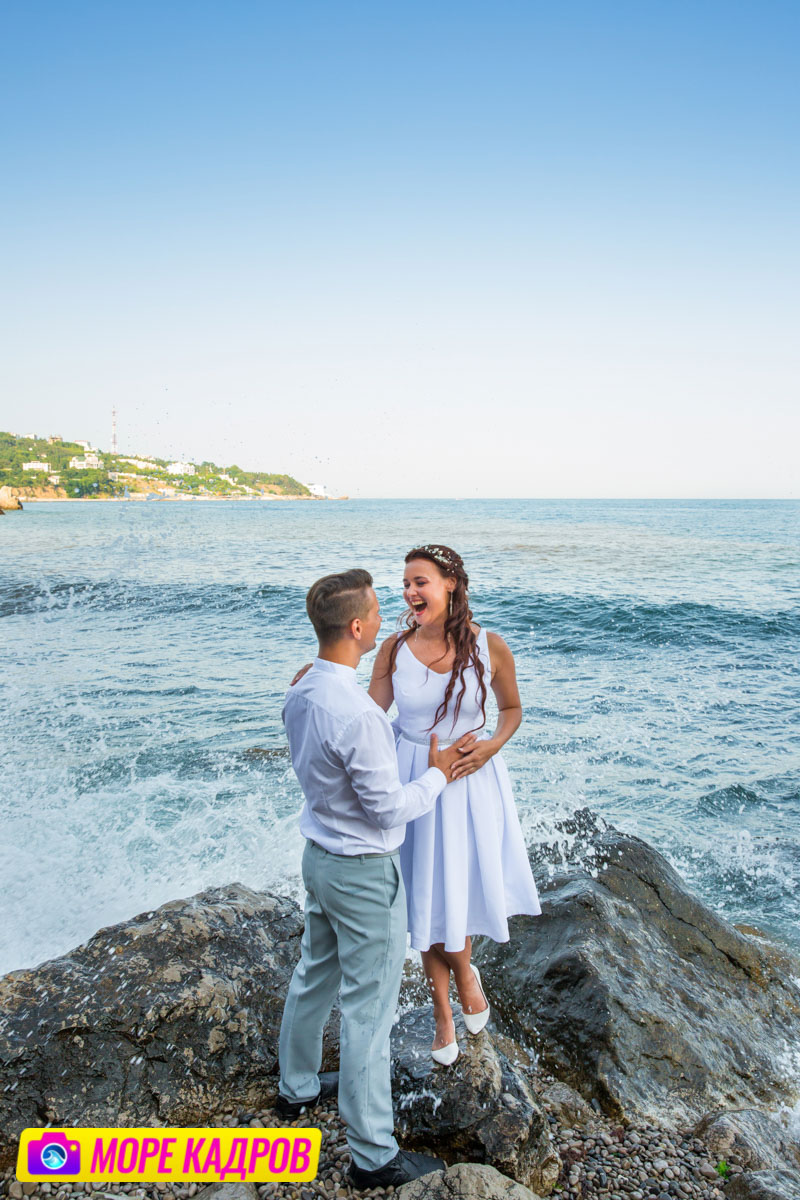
360, 587, 383, 652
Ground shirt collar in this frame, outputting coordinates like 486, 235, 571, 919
313, 656, 358, 680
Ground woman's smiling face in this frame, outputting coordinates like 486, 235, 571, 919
403, 558, 454, 626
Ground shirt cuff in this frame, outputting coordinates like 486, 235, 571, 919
422, 766, 447, 791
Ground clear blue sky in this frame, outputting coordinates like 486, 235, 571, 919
2, 1, 798, 496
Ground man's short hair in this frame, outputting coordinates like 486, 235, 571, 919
306, 568, 373, 642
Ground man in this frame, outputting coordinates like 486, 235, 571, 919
277, 568, 467, 1189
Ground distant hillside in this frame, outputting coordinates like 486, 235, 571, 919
0, 432, 312, 499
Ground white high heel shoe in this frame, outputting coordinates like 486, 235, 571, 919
462, 965, 490, 1035
431, 1039, 459, 1066
430, 1018, 459, 1066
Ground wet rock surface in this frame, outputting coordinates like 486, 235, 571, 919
477, 810, 800, 1124
390, 1007, 559, 1194
0, 885, 303, 1168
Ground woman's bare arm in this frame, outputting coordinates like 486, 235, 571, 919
450, 632, 521, 779
367, 635, 397, 712
486, 632, 522, 748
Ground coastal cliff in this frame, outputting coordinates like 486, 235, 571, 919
0, 432, 314, 501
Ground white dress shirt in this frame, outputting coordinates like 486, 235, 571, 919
282, 657, 447, 855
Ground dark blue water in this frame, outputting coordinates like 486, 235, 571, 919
2, 498, 799, 977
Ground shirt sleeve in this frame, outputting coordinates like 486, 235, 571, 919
334, 709, 447, 829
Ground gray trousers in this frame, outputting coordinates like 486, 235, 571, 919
278, 839, 407, 1170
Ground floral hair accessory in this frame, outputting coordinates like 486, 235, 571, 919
414, 544, 460, 571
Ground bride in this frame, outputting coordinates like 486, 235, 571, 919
368, 543, 541, 1064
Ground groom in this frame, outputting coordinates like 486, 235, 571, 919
277, 568, 467, 1189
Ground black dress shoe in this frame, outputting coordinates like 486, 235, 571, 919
347, 1148, 446, 1189
274, 1071, 339, 1118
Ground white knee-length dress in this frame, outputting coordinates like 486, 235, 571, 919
393, 627, 541, 952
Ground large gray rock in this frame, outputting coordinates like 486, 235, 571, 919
726, 1171, 800, 1200
391, 1006, 559, 1194
0, 884, 303, 1169
693, 1109, 800, 1171
396, 1162, 543, 1200
477, 810, 800, 1126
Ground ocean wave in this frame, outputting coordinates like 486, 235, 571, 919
62, 742, 293, 795
482, 592, 800, 651
696, 772, 800, 814
4, 580, 799, 651
0, 579, 306, 620
696, 782, 767, 814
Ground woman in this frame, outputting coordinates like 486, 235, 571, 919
369, 544, 541, 1064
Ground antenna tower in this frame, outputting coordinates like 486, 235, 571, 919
111, 407, 118, 454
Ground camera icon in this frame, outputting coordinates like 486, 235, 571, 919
27, 1132, 81, 1174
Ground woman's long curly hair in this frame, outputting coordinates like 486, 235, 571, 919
387, 544, 488, 735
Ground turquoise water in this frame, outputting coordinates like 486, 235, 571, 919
1, 498, 799, 974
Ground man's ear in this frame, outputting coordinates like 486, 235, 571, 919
350, 616, 363, 641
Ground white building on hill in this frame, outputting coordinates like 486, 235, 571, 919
23, 460, 51, 472
167, 462, 196, 475
69, 453, 103, 469
119, 458, 159, 471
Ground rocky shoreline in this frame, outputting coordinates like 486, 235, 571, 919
3, 1083, 793, 1200
2, 812, 798, 1200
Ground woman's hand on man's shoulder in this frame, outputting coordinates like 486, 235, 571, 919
375, 632, 400, 660
368, 634, 398, 710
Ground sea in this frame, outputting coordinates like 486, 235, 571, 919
2, 498, 799, 980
